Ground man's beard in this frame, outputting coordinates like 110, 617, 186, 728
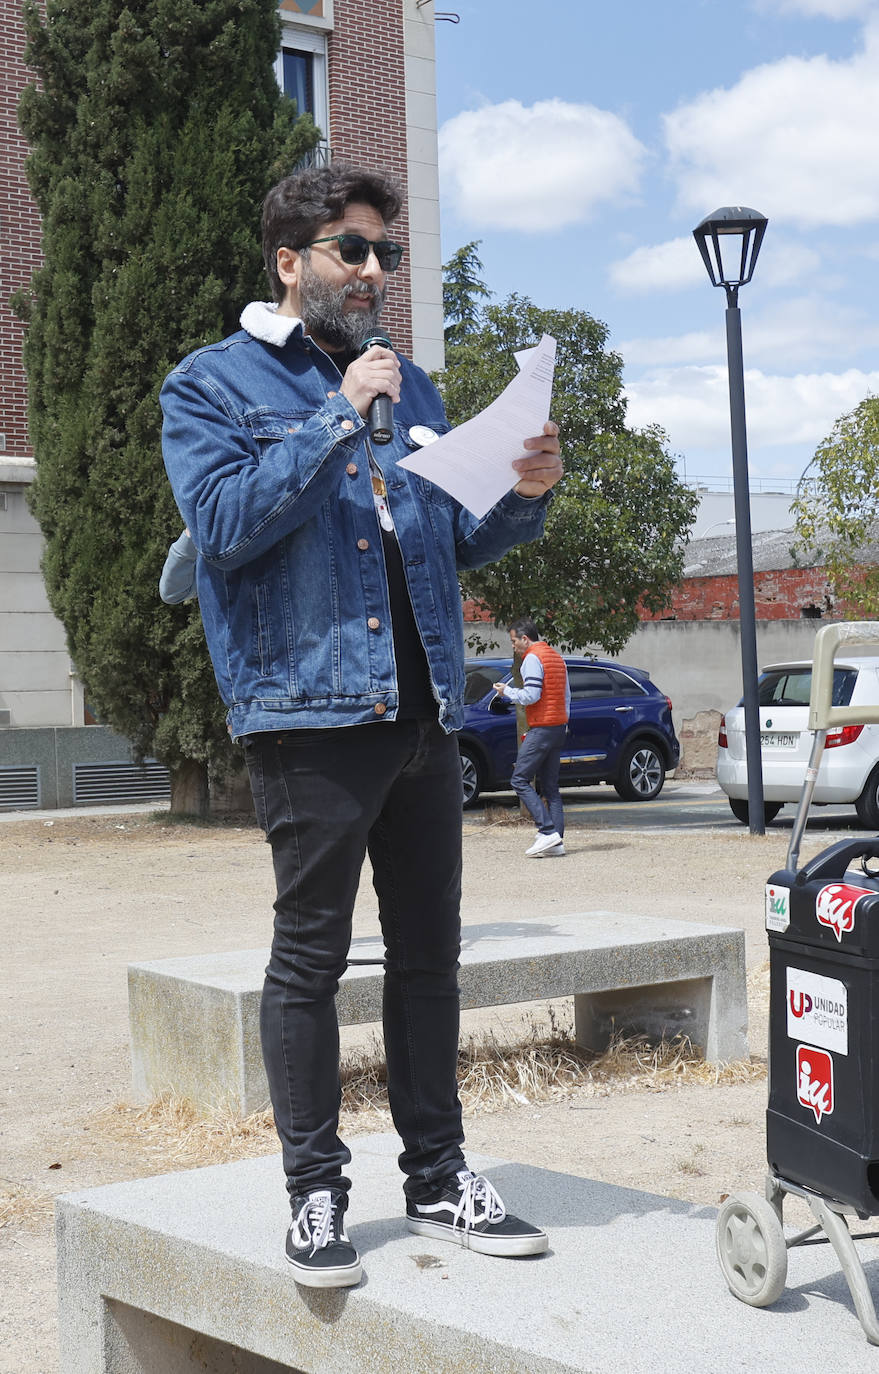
298, 256, 386, 352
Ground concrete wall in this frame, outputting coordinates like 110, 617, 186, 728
0, 463, 84, 728
0, 725, 168, 809
464, 617, 833, 774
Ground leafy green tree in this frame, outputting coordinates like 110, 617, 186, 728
435, 290, 698, 653
16, 0, 319, 813
791, 396, 879, 615
442, 240, 491, 346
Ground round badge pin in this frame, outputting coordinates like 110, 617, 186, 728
408, 425, 440, 448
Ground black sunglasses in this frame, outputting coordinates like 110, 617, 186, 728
304, 233, 405, 273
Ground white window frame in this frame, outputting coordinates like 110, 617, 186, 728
275, 25, 329, 145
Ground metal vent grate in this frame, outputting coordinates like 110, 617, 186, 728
0, 765, 40, 810
72, 759, 171, 806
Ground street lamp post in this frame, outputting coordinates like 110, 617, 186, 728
693, 206, 768, 835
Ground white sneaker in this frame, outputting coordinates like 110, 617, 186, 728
525, 831, 563, 857
545, 841, 565, 856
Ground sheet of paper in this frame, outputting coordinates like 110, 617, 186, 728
398, 333, 557, 518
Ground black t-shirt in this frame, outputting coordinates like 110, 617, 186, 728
379, 524, 436, 719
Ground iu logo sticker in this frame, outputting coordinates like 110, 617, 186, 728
815, 883, 874, 943
796, 1044, 834, 1124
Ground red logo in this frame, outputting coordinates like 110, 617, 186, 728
789, 990, 811, 1018
796, 1045, 834, 1124
815, 883, 874, 943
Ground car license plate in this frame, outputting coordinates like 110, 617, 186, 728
761, 731, 798, 749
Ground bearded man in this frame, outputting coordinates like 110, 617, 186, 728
160, 163, 562, 1288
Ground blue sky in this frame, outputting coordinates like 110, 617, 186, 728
434, 0, 879, 490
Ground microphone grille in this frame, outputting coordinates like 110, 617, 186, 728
360, 334, 392, 354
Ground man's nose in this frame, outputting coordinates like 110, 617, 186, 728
357, 249, 385, 285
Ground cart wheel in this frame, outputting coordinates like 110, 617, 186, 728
716, 1192, 787, 1308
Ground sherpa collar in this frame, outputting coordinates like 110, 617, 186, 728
239, 301, 303, 347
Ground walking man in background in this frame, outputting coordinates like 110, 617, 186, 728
493, 619, 569, 857
161, 163, 562, 1288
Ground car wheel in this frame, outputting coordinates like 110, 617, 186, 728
613, 740, 666, 802
855, 764, 879, 829
459, 744, 483, 809
728, 798, 783, 826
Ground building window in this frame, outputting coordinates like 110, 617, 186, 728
276, 27, 329, 144
282, 48, 314, 117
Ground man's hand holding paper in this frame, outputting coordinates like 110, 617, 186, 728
398, 334, 562, 517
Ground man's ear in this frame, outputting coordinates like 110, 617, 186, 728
276, 246, 301, 295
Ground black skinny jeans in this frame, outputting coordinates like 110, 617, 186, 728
242, 719, 466, 1205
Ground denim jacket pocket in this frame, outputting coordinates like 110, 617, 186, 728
243, 409, 310, 446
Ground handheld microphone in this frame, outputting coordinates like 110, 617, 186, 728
360, 334, 394, 445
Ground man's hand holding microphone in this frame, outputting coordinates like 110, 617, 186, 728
341, 337, 401, 445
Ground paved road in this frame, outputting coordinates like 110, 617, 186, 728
471, 779, 867, 837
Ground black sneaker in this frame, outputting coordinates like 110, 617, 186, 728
286, 1188, 362, 1288
406, 1169, 548, 1257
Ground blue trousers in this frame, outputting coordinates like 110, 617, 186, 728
509, 723, 567, 836
243, 719, 466, 1204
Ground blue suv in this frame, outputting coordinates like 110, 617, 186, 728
459, 657, 680, 808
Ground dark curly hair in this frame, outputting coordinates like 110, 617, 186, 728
261, 163, 403, 303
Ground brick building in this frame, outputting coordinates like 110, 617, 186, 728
639, 527, 877, 624
1, 0, 443, 758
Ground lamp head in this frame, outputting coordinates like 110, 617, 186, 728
692, 206, 768, 296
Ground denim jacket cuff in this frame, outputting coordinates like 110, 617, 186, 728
497, 486, 554, 519
320, 393, 366, 446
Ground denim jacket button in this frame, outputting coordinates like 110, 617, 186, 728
340, 419, 354, 431
374, 702, 387, 715
327, 390, 338, 398
346, 463, 358, 476
367, 617, 380, 630
357, 539, 369, 551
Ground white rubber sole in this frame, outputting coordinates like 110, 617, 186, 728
406, 1217, 548, 1257
286, 1254, 363, 1287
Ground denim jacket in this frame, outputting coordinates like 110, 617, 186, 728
160, 304, 550, 737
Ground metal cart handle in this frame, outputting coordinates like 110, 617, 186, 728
787, 621, 879, 873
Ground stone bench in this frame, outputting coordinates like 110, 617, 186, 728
56, 1133, 875, 1373
128, 912, 748, 1114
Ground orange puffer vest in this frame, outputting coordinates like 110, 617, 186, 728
524, 642, 568, 727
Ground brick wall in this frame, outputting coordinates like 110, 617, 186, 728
1, 0, 42, 460
638, 566, 865, 622
328, 0, 413, 358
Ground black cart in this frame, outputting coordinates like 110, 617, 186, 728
716, 621, 879, 1344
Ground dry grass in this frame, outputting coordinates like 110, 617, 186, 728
0, 1185, 55, 1232
478, 803, 531, 828
94, 1095, 279, 1170
83, 1009, 765, 1177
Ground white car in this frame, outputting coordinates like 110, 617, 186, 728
716, 655, 879, 828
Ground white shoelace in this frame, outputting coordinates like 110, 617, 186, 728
294, 1191, 336, 1257
451, 1172, 507, 1231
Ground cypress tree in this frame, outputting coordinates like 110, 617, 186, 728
16, 0, 319, 813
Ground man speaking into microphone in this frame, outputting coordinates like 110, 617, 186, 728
160, 163, 562, 1288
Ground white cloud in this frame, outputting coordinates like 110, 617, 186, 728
625, 366, 879, 454
664, 29, 879, 226
621, 294, 879, 369
609, 237, 704, 293
438, 100, 646, 232
754, 240, 822, 287
608, 235, 820, 294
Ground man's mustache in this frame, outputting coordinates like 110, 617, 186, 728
342, 283, 383, 305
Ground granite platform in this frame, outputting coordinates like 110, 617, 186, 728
56, 1133, 879, 1373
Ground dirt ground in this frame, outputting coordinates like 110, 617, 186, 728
0, 797, 838, 1373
